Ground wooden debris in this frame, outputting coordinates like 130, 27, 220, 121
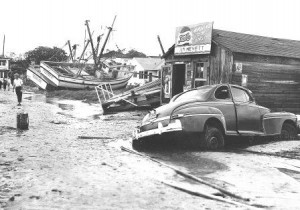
121, 146, 250, 202
78, 136, 112, 139
162, 181, 257, 209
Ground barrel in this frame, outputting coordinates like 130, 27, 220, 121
17, 112, 29, 130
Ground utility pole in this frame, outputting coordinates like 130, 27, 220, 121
157, 35, 165, 55
97, 15, 117, 67
2, 34, 5, 57
85, 20, 97, 66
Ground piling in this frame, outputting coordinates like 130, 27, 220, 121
17, 112, 29, 130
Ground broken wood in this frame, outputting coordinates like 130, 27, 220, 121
78, 136, 112, 139
161, 181, 257, 209
121, 145, 250, 202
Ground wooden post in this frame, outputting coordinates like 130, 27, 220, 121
17, 112, 29, 130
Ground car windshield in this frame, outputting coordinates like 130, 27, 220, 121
173, 86, 212, 102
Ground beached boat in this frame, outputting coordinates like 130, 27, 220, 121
27, 65, 56, 90
39, 61, 132, 90
98, 79, 161, 112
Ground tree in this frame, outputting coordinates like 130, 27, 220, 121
25, 46, 68, 64
102, 49, 147, 59
124, 49, 147, 58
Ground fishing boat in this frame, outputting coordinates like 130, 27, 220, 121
26, 65, 56, 90
39, 61, 132, 90
98, 79, 161, 112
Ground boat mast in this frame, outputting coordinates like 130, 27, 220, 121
78, 39, 90, 62
97, 15, 117, 67
67, 40, 74, 62
95, 34, 103, 56
157, 35, 165, 55
85, 20, 97, 66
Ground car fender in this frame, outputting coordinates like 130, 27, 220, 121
171, 104, 226, 133
263, 112, 297, 135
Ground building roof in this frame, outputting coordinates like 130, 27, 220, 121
164, 29, 300, 59
133, 57, 164, 70
213, 29, 300, 59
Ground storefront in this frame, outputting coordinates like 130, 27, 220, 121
162, 23, 300, 113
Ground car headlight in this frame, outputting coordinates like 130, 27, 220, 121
142, 110, 157, 125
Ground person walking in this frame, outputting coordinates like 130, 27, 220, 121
7, 78, 10, 91
10, 73, 14, 92
13, 73, 23, 106
0, 78, 2, 90
3, 78, 7, 91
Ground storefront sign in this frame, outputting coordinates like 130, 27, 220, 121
175, 22, 213, 55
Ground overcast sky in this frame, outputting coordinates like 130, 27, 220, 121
1, 0, 300, 57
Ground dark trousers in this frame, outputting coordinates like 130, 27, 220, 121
15, 86, 22, 103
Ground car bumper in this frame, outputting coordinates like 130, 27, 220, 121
133, 119, 182, 140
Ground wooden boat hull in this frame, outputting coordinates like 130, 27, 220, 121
101, 79, 162, 112
39, 61, 131, 90
27, 66, 56, 90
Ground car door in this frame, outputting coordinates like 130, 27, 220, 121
230, 86, 262, 133
208, 85, 237, 132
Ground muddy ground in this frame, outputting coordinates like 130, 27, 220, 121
1, 88, 300, 210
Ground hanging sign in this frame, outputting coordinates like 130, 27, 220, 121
175, 22, 213, 55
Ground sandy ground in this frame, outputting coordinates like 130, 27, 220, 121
1, 89, 300, 210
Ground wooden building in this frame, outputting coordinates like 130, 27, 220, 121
0, 57, 10, 78
163, 27, 300, 114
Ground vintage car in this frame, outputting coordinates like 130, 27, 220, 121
132, 84, 299, 150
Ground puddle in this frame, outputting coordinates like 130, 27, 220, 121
23, 93, 103, 119
0, 126, 16, 135
0, 126, 26, 137
49, 99, 103, 119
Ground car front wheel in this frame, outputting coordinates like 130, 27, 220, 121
280, 123, 297, 140
204, 125, 225, 150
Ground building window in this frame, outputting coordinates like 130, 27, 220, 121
0, 60, 6, 66
149, 73, 152, 82
144, 71, 148, 79
139, 71, 143, 79
133, 72, 137, 78
195, 62, 204, 79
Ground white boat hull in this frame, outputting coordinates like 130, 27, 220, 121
39, 61, 131, 90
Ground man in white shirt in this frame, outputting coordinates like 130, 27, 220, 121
13, 73, 23, 106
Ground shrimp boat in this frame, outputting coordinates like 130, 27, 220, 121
27, 16, 132, 90
38, 61, 132, 90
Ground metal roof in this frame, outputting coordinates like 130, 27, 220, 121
163, 29, 300, 59
213, 29, 300, 59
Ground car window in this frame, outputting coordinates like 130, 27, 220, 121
231, 87, 251, 103
174, 86, 211, 102
215, 86, 230, 100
